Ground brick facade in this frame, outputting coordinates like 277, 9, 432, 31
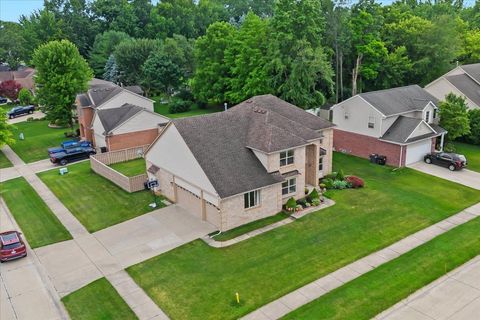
106, 128, 159, 151
78, 107, 94, 142
333, 129, 404, 167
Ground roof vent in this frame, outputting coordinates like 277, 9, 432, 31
253, 107, 267, 114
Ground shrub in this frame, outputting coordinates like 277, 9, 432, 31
18, 88, 34, 105
465, 109, 480, 145
311, 198, 321, 206
168, 98, 191, 113
444, 142, 456, 153
345, 175, 364, 188
285, 197, 297, 212
322, 178, 335, 189
336, 169, 345, 181
176, 88, 194, 102
309, 188, 319, 200
297, 198, 307, 208
295, 204, 303, 211
324, 172, 337, 180
333, 180, 349, 189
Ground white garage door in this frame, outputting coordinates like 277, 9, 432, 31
406, 140, 432, 165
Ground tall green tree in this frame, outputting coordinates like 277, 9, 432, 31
267, 0, 334, 108
192, 22, 236, 104
439, 93, 471, 141
91, 0, 140, 36
142, 51, 182, 96
103, 54, 119, 83
225, 12, 271, 103
0, 108, 14, 147
466, 109, 480, 145
114, 38, 160, 85
0, 21, 26, 69
89, 30, 131, 77
32, 40, 93, 127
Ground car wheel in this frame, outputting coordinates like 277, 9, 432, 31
425, 158, 432, 164
449, 164, 456, 171
60, 159, 68, 166
29, 110, 33, 114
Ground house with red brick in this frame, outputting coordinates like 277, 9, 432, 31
76, 79, 168, 151
331, 85, 447, 167
145, 95, 334, 231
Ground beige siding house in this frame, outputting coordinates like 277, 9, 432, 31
425, 63, 480, 110
145, 95, 334, 231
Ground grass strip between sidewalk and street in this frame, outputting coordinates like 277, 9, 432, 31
282, 216, 480, 319
0, 150, 12, 168
0, 177, 72, 248
62, 278, 138, 320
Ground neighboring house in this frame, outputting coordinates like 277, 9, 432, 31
76, 79, 168, 151
425, 63, 480, 110
331, 85, 447, 167
145, 94, 334, 231
0, 67, 35, 92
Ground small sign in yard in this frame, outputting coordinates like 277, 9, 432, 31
19, 132, 24, 140
59, 167, 68, 175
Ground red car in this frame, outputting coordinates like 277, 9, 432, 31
0, 231, 27, 262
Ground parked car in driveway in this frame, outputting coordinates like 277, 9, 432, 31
424, 152, 467, 171
0, 96, 7, 104
7, 105, 35, 119
50, 146, 96, 166
48, 140, 93, 155
0, 231, 27, 262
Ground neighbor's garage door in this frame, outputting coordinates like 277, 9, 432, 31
406, 140, 432, 165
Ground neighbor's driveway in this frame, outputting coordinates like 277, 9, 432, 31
376, 255, 480, 320
7, 111, 45, 124
408, 162, 480, 190
33, 205, 216, 296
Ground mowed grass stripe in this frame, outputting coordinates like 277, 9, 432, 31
126, 153, 480, 320
283, 216, 480, 319
0, 177, 72, 248
62, 278, 138, 320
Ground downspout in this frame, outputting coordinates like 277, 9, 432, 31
399, 145, 403, 167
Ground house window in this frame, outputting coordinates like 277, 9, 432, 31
244, 190, 260, 209
282, 178, 297, 196
368, 116, 375, 128
433, 109, 437, 119
319, 156, 324, 171
425, 111, 430, 123
280, 149, 294, 166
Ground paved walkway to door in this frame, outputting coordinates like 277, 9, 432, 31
409, 162, 480, 190
375, 255, 480, 320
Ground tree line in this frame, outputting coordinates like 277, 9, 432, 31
2, 0, 480, 110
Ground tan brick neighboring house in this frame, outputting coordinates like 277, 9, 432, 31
0, 67, 35, 92
76, 79, 168, 151
331, 85, 447, 167
145, 94, 334, 231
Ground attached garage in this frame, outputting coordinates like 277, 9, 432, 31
175, 185, 222, 228
406, 139, 432, 166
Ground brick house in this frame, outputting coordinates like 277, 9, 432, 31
76, 79, 168, 151
145, 95, 334, 231
331, 85, 447, 167
425, 63, 480, 110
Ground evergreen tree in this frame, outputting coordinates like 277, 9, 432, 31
103, 54, 119, 83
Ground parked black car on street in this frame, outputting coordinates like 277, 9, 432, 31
0, 96, 7, 104
424, 152, 467, 171
50, 147, 96, 166
7, 105, 35, 119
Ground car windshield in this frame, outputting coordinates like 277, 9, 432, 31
2, 242, 21, 250
9, 107, 19, 112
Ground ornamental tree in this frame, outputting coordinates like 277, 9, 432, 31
0, 80, 22, 101
18, 88, 34, 105
32, 40, 92, 128
439, 93, 470, 141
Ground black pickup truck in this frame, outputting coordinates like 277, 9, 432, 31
7, 105, 35, 119
50, 147, 96, 166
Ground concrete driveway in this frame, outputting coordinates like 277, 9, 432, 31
7, 111, 45, 124
408, 162, 480, 190
0, 201, 66, 320
376, 255, 480, 320
33, 205, 216, 296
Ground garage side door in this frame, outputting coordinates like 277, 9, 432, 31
406, 140, 432, 165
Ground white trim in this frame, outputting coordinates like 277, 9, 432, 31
379, 134, 441, 146
405, 120, 436, 142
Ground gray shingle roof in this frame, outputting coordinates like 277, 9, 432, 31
445, 74, 480, 107
124, 85, 144, 95
380, 116, 442, 144
89, 85, 123, 107
359, 85, 438, 116
76, 93, 91, 107
460, 63, 480, 84
172, 94, 331, 198
97, 104, 143, 134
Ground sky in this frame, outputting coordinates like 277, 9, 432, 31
1, 0, 44, 22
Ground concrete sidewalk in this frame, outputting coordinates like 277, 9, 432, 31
376, 255, 480, 320
241, 203, 480, 320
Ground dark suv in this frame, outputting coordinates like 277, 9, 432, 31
50, 147, 96, 166
424, 152, 467, 171
7, 105, 35, 119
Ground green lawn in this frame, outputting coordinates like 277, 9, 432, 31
210, 212, 290, 242
153, 97, 222, 118
62, 278, 138, 320
109, 158, 146, 177
283, 216, 480, 319
38, 161, 162, 233
0, 150, 12, 168
126, 153, 480, 320
0, 177, 72, 248
8, 120, 69, 163
454, 141, 480, 172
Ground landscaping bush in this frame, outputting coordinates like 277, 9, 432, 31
285, 197, 297, 212
332, 180, 349, 189
444, 142, 456, 153
345, 175, 365, 188
311, 198, 321, 206
309, 188, 319, 200
176, 88, 194, 102
324, 172, 337, 180
322, 178, 335, 189
297, 198, 308, 208
168, 98, 191, 113
18, 88, 34, 105
336, 169, 345, 181
465, 109, 480, 145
